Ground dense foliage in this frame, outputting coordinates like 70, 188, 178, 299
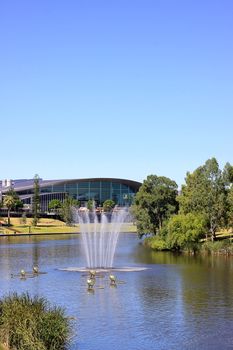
227, 186, 233, 230
131, 175, 178, 237
87, 199, 96, 211
178, 158, 227, 241
0, 293, 71, 350
133, 158, 233, 252
165, 213, 207, 251
103, 199, 115, 212
60, 196, 79, 225
48, 199, 62, 211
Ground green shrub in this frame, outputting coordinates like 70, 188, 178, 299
0, 293, 71, 350
201, 239, 233, 255
144, 236, 168, 251
166, 213, 207, 251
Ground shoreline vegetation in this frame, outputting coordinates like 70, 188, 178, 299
0, 217, 137, 235
0, 293, 70, 350
131, 158, 233, 257
144, 232, 233, 256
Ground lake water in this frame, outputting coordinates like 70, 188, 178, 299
0, 233, 233, 350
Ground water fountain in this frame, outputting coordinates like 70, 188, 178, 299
60, 206, 147, 273
78, 208, 127, 269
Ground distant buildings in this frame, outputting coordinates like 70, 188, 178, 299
0, 178, 141, 212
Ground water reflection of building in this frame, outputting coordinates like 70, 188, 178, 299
1, 178, 141, 212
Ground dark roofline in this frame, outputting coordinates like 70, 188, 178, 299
1, 178, 142, 193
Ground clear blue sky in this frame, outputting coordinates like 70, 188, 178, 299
1, 0, 232, 187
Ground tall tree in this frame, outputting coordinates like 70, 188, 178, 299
132, 175, 178, 237
223, 162, 233, 185
3, 188, 22, 226
225, 163, 233, 230
178, 158, 227, 241
32, 174, 40, 226
227, 187, 233, 231
61, 197, 79, 226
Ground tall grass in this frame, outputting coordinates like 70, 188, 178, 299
0, 293, 71, 350
201, 239, 233, 255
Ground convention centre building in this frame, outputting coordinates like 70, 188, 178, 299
0, 178, 142, 212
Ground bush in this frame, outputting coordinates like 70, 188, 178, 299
144, 236, 168, 251
166, 213, 207, 251
0, 293, 71, 350
103, 199, 115, 212
201, 239, 233, 255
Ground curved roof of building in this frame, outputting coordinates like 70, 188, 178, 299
1, 178, 142, 193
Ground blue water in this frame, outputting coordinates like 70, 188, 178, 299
0, 233, 233, 349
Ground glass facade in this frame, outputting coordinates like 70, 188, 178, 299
15, 179, 140, 212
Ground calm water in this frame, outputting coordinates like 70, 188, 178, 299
0, 233, 233, 350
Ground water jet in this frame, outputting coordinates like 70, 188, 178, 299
75, 207, 128, 269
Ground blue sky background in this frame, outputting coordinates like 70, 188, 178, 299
0, 0, 232, 187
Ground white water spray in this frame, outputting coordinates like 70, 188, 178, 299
74, 208, 128, 268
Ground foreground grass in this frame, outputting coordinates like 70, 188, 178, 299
200, 239, 233, 255
0, 218, 137, 234
0, 293, 71, 350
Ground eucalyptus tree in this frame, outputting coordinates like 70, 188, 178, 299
224, 163, 233, 231
132, 175, 178, 237
227, 187, 233, 231
178, 158, 227, 241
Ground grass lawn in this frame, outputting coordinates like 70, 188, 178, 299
0, 218, 79, 234
0, 217, 137, 235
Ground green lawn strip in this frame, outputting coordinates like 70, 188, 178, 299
0, 217, 137, 235
0, 223, 137, 235
9, 225, 79, 234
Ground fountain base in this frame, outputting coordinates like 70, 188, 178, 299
58, 266, 148, 273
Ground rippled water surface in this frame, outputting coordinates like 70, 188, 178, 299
1, 233, 233, 350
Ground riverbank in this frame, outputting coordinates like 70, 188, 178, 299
144, 233, 233, 256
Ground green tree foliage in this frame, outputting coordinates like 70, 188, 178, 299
143, 236, 168, 251
227, 186, 233, 230
165, 213, 207, 251
3, 189, 23, 226
0, 292, 70, 350
224, 163, 233, 231
87, 199, 96, 211
48, 199, 62, 211
103, 199, 115, 212
61, 197, 79, 226
223, 162, 233, 185
132, 175, 178, 237
32, 174, 40, 226
178, 158, 227, 241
